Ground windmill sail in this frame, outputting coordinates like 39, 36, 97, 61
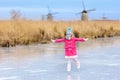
51, 12, 59, 15
82, 0, 86, 10
47, 6, 51, 13
87, 9, 96, 12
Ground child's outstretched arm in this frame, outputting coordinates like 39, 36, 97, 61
51, 39, 55, 43
51, 38, 65, 43
75, 38, 88, 42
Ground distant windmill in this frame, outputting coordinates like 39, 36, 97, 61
77, 0, 96, 21
101, 13, 108, 20
46, 7, 58, 21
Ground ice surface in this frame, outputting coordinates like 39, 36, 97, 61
0, 37, 120, 80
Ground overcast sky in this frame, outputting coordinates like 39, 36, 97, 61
0, 0, 120, 20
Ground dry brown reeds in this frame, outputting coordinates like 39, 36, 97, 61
0, 20, 120, 47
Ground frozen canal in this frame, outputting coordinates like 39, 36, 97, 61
0, 37, 120, 80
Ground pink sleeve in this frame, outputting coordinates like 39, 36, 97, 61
55, 38, 65, 43
75, 38, 85, 42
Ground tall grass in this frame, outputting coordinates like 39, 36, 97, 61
0, 20, 120, 47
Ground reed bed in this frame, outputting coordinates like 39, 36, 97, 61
0, 20, 120, 47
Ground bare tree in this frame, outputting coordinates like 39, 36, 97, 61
41, 15, 46, 21
10, 10, 22, 20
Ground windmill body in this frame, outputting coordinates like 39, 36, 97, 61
81, 10, 88, 21
47, 13, 53, 21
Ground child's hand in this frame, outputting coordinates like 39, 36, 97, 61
51, 39, 55, 43
84, 38, 88, 41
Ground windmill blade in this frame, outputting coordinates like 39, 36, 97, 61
82, 0, 86, 10
47, 6, 52, 13
45, 14, 49, 16
51, 12, 59, 15
87, 9, 96, 12
76, 12, 82, 15
102, 16, 107, 20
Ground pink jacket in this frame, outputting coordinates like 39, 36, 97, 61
55, 37, 85, 58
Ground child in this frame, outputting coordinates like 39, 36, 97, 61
52, 27, 88, 72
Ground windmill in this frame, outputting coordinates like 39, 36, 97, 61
46, 7, 58, 21
101, 13, 108, 20
77, 0, 96, 21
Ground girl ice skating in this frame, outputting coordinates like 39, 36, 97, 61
52, 27, 88, 72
